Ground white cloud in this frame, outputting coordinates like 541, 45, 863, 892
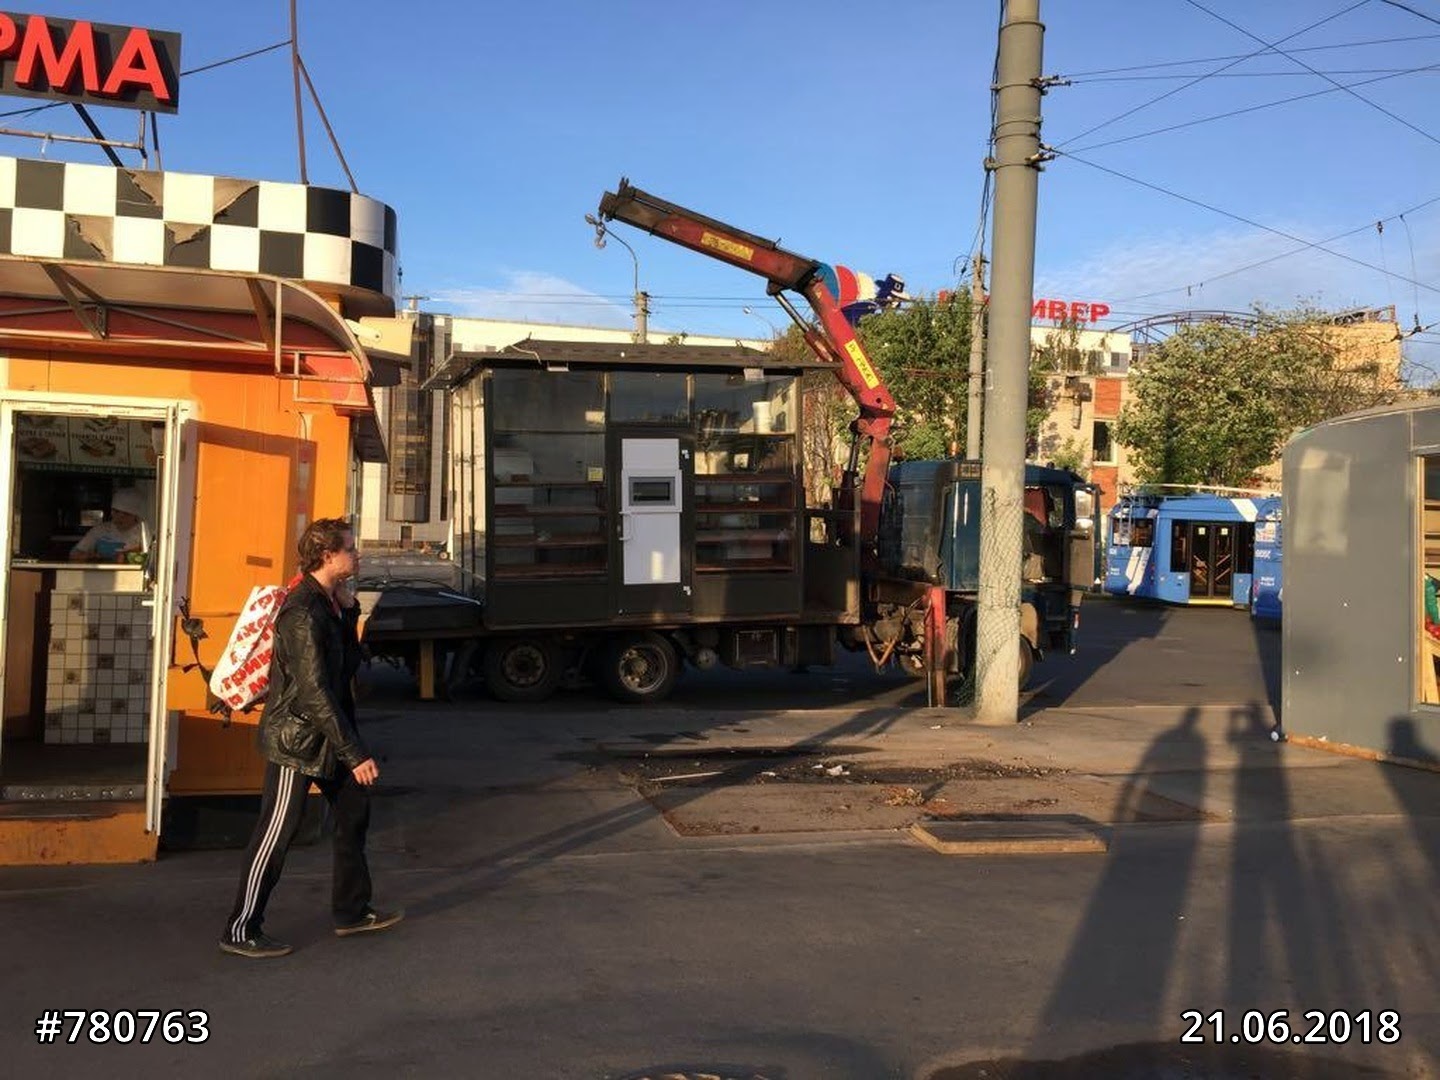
1038, 225, 1414, 320
1039, 223, 1440, 383
429, 270, 632, 329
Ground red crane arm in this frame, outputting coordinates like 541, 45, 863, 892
597, 178, 897, 543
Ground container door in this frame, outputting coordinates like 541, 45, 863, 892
612, 429, 692, 616
145, 404, 192, 834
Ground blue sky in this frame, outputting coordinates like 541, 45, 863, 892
13, 1, 1440, 375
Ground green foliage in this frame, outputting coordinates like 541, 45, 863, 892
1116, 308, 1400, 486
855, 295, 974, 458
1046, 437, 1088, 475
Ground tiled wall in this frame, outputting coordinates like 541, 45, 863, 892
44, 592, 151, 745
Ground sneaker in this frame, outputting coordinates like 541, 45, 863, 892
218, 933, 292, 959
334, 908, 404, 937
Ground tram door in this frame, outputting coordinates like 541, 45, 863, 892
1175, 521, 1235, 600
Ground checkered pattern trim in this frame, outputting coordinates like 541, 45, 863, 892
0, 156, 397, 300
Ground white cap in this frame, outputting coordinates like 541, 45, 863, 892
111, 488, 146, 518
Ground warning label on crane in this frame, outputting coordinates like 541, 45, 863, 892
845, 340, 881, 389
700, 231, 755, 262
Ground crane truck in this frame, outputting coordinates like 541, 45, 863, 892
357, 182, 1095, 704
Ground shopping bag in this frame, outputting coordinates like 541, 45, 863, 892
209, 585, 288, 712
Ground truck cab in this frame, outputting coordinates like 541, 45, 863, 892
873, 458, 1096, 683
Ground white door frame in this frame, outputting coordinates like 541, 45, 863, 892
0, 391, 193, 833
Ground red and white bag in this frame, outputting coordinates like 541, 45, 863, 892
209, 585, 288, 712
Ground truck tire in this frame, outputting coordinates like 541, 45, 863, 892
1018, 636, 1034, 689
602, 631, 680, 704
483, 636, 562, 703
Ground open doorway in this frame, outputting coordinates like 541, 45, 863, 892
0, 399, 183, 815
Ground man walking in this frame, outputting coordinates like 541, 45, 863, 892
221, 517, 401, 958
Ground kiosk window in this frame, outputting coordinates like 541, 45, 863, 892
630, 478, 674, 505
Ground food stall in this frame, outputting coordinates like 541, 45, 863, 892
0, 151, 403, 864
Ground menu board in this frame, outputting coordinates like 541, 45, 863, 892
15, 414, 160, 473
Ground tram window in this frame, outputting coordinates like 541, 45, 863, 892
1170, 521, 1189, 572
1131, 518, 1154, 548
1236, 523, 1256, 574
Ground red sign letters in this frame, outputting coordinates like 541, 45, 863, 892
0, 12, 180, 113
1032, 299, 1111, 323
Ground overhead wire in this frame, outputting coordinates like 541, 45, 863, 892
1053, 0, 1367, 149
1108, 192, 1440, 304
1060, 31, 1440, 78
1379, 0, 1440, 28
1056, 150, 1440, 300
1183, 0, 1440, 148
1069, 60, 1440, 154
957, 0, 1005, 276
1074, 67, 1440, 83
0, 39, 293, 122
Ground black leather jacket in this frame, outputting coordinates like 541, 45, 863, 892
258, 574, 368, 778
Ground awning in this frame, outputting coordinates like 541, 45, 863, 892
0, 255, 397, 461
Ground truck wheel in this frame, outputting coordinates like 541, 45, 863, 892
483, 636, 562, 703
1018, 637, 1035, 690
603, 632, 680, 704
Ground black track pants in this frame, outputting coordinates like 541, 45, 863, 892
224, 761, 372, 943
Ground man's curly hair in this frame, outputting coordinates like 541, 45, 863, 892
298, 517, 353, 574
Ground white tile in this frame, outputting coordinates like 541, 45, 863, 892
62, 163, 117, 216
303, 232, 351, 285
11, 207, 64, 257
112, 216, 166, 266
162, 171, 214, 225
0, 157, 15, 208
257, 180, 306, 232
351, 195, 386, 248
210, 222, 259, 272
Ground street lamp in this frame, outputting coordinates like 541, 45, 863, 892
742, 305, 781, 339
584, 213, 648, 344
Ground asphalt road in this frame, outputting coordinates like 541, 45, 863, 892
5, 598, 1433, 1080
420, 594, 1282, 717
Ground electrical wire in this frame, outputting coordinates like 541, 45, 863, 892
1057, 150, 1440, 299
1400, 213, 1426, 329
1073, 67, 1440, 83
1184, 0, 1440, 148
957, 0, 1005, 276
1069, 60, 1440, 153
1380, 0, 1440, 28
1060, 33, 1440, 79
1054, 0, 1367, 149
0, 39, 293, 122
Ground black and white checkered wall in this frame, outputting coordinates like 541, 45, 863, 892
0, 156, 398, 300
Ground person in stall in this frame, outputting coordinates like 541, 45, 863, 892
69, 487, 150, 563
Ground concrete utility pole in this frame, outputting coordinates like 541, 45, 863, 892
974, 0, 1045, 725
965, 253, 987, 460
634, 289, 650, 345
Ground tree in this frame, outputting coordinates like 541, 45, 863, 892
852, 295, 1052, 461
1115, 307, 1400, 486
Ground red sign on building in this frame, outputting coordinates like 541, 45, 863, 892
1032, 299, 1110, 323
0, 12, 181, 113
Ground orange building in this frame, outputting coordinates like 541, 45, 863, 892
0, 155, 403, 864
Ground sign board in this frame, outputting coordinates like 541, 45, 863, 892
1032, 299, 1111, 323
14, 412, 161, 471
0, 12, 181, 113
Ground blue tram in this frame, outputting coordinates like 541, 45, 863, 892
1104, 490, 1282, 608
1249, 502, 1282, 622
